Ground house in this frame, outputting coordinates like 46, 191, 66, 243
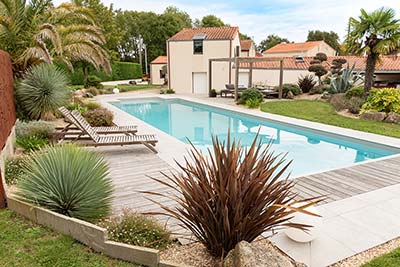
240, 39, 256, 57
263, 41, 336, 58
238, 56, 400, 87
167, 26, 241, 94
150, 56, 167, 85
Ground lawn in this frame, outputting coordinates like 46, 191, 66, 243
260, 100, 400, 138
362, 247, 400, 267
103, 84, 161, 91
0, 209, 138, 267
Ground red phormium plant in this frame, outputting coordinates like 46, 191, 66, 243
145, 132, 321, 257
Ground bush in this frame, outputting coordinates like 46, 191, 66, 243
310, 84, 330, 95
112, 62, 142, 80
347, 97, 365, 114
16, 136, 49, 152
239, 88, 263, 105
85, 75, 103, 89
329, 64, 363, 94
102, 210, 171, 250
16, 145, 113, 221
210, 89, 218, 97
85, 101, 101, 111
362, 88, 400, 113
86, 86, 99, 96
329, 94, 348, 111
345, 86, 364, 99
16, 121, 55, 140
5, 155, 28, 185
160, 88, 175, 94
16, 64, 70, 120
66, 102, 88, 113
245, 98, 262, 108
282, 84, 301, 98
147, 133, 320, 257
297, 75, 316, 93
83, 108, 114, 127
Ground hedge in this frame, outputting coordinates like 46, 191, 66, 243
61, 62, 143, 85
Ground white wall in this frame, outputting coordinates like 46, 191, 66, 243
250, 69, 309, 86
150, 64, 166, 85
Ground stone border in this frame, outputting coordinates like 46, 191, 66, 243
7, 196, 189, 267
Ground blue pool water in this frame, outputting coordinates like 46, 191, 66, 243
112, 98, 399, 177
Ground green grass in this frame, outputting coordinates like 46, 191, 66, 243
103, 84, 161, 91
0, 209, 138, 267
362, 247, 400, 267
260, 100, 400, 138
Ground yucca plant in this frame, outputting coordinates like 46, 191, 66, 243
145, 132, 321, 257
16, 145, 113, 221
16, 64, 69, 120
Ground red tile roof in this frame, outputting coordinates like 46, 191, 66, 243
240, 40, 253, 51
239, 56, 400, 72
151, 56, 167, 64
168, 27, 239, 41
256, 52, 264, 57
264, 41, 325, 54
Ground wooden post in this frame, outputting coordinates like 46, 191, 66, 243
249, 62, 253, 88
208, 59, 212, 97
234, 57, 240, 102
279, 59, 284, 99
0, 173, 6, 208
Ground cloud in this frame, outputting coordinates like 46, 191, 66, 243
52, 0, 400, 43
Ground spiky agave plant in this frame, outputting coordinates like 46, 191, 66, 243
145, 132, 321, 257
16, 145, 113, 221
16, 64, 69, 120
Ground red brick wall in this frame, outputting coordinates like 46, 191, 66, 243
0, 50, 16, 150
0, 50, 15, 208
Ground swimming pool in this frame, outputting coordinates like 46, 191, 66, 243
112, 98, 399, 177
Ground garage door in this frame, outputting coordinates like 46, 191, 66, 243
193, 72, 207, 94
239, 72, 249, 88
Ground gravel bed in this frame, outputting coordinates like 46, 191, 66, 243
330, 237, 400, 267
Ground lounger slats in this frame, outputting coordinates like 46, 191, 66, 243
94, 125, 137, 132
97, 134, 157, 144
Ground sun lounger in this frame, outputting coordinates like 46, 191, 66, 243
70, 110, 158, 153
57, 107, 138, 139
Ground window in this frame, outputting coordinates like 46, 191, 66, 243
159, 70, 165, 79
193, 40, 203, 54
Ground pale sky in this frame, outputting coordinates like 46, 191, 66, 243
53, 0, 400, 44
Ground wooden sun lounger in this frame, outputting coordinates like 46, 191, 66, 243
71, 110, 158, 153
57, 107, 138, 139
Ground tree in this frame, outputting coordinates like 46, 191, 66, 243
346, 7, 400, 95
195, 15, 225, 28
258, 34, 290, 52
0, 0, 110, 76
308, 53, 328, 85
307, 30, 340, 52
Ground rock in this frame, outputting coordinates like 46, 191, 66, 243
224, 241, 294, 267
384, 112, 400, 124
286, 91, 294, 99
360, 111, 386, 121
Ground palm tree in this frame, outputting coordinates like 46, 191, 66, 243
0, 0, 110, 76
345, 7, 400, 95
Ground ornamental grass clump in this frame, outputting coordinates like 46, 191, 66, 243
146, 132, 321, 257
16, 145, 113, 221
16, 64, 70, 120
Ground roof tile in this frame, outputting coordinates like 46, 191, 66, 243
264, 41, 325, 53
240, 40, 253, 51
168, 27, 239, 41
150, 56, 167, 64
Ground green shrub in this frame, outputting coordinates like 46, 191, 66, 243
102, 210, 171, 250
16, 64, 70, 120
362, 88, 400, 113
112, 62, 142, 80
5, 155, 28, 185
66, 103, 88, 113
161, 88, 175, 94
16, 136, 49, 152
16, 121, 55, 140
282, 84, 301, 98
239, 88, 263, 105
85, 75, 103, 89
348, 97, 365, 114
210, 89, 218, 97
297, 75, 316, 93
85, 101, 101, 110
16, 145, 113, 221
245, 98, 262, 108
86, 87, 99, 96
345, 86, 364, 99
83, 108, 114, 126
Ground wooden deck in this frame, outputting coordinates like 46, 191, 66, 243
293, 155, 400, 204
97, 144, 400, 237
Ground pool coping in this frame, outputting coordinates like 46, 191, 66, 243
97, 93, 400, 178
